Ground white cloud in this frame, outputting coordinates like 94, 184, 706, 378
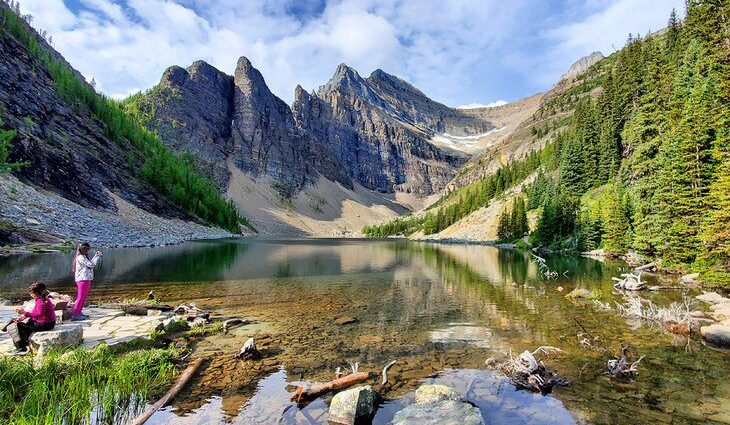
17, 1, 685, 105
456, 100, 508, 109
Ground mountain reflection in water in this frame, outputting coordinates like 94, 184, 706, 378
0, 239, 727, 424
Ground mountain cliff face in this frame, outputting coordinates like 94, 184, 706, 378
0, 3, 237, 247
293, 65, 473, 195
0, 15, 175, 215
132, 59, 489, 197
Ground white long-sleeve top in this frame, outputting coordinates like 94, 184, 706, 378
75, 253, 101, 282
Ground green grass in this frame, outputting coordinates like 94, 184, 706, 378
0, 344, 178, 424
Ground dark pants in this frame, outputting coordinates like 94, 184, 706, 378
15, 320, 55, 349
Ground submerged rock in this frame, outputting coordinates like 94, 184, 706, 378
391, 400, 484, 425
565, 288, 591, 299
696, 292, 730, 305
328, 385, 378, 425
334, 316, 358, 325
701, 324, 730, 347
414, 384, 461, 404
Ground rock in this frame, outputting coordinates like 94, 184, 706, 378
680, 272, 701, 284
334, 316, 358, 325
414, 384, 461, 404
328, 385, 379, 425
560, 51, 604, 81
391, 400, 484, 425
565, 288, 591, 299
690, 310, 706, 319
358, 335, 384, 344
709, 303, 730, 321
29, 324, 83, 351
696, 292, 730, 305
700, 324, 730, 347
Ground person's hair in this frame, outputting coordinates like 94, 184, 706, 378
72, 242, 91, 273
28, 282, 50, 299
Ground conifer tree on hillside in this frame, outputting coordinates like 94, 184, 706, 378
601, 184, 630, 255
497, 205, 511, 241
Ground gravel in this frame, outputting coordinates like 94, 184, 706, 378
0, 174, 234, 249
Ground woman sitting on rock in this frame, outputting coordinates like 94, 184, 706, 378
72, 242, 102, 321
10, 282, 56, 355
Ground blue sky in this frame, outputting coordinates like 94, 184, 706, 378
20, 0, 684, 107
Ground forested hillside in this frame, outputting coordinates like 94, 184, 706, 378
365, 1, 729, 284
0, 1, 245, 232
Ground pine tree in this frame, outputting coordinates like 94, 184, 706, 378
497, 205, 511, 241
602, 184, 630, 255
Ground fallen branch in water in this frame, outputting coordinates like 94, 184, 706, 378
131, 357, 205, 425
606, 345, 644, 379
486, 346, 568, 394
290, 371, 370, 404
290, 360, 397, 404
236, 337, 261, 360
612, 272, 645, 291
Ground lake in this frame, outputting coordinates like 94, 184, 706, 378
0, 239, 727, 424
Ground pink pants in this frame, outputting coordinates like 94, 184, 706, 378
74, 280, 91, 316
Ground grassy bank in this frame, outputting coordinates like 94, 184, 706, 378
0, 344, 178, 424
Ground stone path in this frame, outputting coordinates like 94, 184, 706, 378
0, 305, 168, 354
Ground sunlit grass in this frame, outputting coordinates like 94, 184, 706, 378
0, 344, 178, 424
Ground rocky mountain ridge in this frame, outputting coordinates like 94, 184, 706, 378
130, 58, 495, 198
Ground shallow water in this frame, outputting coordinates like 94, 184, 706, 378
0, 239, 728, 424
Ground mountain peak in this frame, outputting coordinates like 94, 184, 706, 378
560, 51, 604, 82
367, 69, 427, 98
317, 63, 369, 96
160, 65, 188, 86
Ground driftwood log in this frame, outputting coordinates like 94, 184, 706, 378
131, 357, 205, 425
222, 318, 249, 334
290, 371, 370, 404
121, 304, 173, 316
612, 272, 645, 291
290, 360, 397, 404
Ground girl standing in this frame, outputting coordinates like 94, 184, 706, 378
11, 282, 56, 355
72, 242, 102, 321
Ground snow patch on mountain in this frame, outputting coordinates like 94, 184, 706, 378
430, 127, 506, 150
456, 100, 508, 109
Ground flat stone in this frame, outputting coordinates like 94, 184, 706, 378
414, 384, 461, 404
565, 288, 591, 299
358, 335, 384, 344
696, 292, 730, 305
701, 324, 730, 347
328, 385, 378, 425
391, 400, 484, 425
709, 304, 730, 321
334, 316, 358, 325
680, 273, 701, 284
30, 324, 83, 350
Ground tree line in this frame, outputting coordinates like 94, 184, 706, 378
529, 1, 728, 283
366, 1, 728, 283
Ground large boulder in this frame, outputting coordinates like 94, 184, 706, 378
414, 384, 461, 404
701, 324, 730, 348
391, 400, 484, 425
29, 324, 83, 350
328, 385, 379, 425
